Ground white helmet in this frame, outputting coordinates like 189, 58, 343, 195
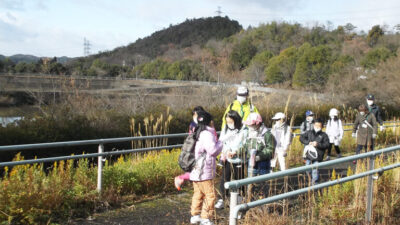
237, 86, 249, 96
329, 108, 338, 117
272, 112, 285, 120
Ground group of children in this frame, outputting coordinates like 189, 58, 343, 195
175, 86, 381, 225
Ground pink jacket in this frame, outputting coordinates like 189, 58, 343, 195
190, 126, 223, 181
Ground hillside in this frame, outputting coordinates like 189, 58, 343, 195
70, 16, 242, 66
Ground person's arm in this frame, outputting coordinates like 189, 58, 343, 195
353, 116, 360, 134
300, 122, 306, 134
283, 126, 292, 150
317, 133, 330, 150
376, 106, 383, 126
201, 130, 223, 157
371, 114, 378, 136
339, 120, 344, 140
221, 104, 231, 131
299, 131, 309, 145
259, 132, 274, 161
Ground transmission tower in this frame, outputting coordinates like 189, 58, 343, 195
215, 6, 222, 16
83, 37, 91, 56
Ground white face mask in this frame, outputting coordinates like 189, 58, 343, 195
237, 96, 247, 104
275, 121, 282, 126
193, 117, 198, 124
367, 100, 374, 106
314, 127, 321, 133
227, 123, 235, 130
330, 115, 335, 119
360, 111, 365, 116
306, 117, 314, 122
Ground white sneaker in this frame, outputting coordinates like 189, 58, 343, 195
200, 219, 214, 225
214, 199, 224, 209
190, 215, 202, 224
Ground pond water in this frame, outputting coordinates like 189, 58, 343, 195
0, 116, 23, 127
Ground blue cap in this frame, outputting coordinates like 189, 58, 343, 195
306, 110, 314, 117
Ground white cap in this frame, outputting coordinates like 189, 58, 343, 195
272, 112, 285, 120
237, 86, 249, 96
329, 108, 338, 117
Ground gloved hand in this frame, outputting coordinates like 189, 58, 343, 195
380, 126, 384, 132
352, 133, 357, 138
372, 134, 377, 139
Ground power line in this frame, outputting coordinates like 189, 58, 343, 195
83, 37, 91, 56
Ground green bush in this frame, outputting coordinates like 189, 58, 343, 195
360, 47, 392, 69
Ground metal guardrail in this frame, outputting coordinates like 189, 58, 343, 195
225, 138, 400, 225
0, 133, 189, 192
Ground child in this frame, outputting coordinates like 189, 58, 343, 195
175, 106, 204, 191
215, 110, 246, 209
189, 111, 222, 225
325, 108, 343, 160
270, 112, 292, 171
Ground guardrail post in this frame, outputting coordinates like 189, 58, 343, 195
97, 144, 104, 193
365, 156, 375, 223
229, 189, 238, 225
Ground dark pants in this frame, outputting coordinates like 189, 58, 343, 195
219, 160, 245, 200
356, 140, 374, 154
327, 144, 341, 156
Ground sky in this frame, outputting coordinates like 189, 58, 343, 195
1, 0, 400, 58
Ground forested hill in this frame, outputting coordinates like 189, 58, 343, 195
78, 16, 242, 65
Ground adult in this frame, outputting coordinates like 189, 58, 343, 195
366, 94, 384, 132
325, 108, 344, 160
352, 104, 378, 160
270, 112, 292, 171
215, 110, 246, 209
221, 86, 259, 131
189, 111, 222, 225
300, 110, 314, 134
300, 118, 330, 185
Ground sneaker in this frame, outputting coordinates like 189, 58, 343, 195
337, 154, 342, 158
174, 176, 184, 191
190, 215, 202, 224
325, 156, 330, 160
215, 199, 224, 209
200, 219, 214, 225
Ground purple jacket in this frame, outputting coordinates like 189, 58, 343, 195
190, 126, 223, 181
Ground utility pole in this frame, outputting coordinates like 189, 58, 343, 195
215, 6, 222, 16
84, 38, 91, 56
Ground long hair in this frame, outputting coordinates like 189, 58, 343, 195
194, 111, 213, 140
225, 110, 242, 132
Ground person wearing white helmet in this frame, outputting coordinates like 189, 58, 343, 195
325, 108, 344, 160
221, 86, 259, 131
270, 112, 292, 171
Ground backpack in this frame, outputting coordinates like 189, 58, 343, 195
178, 133, 197, 172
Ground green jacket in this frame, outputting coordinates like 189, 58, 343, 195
221, 100, 259, 131
241, 125, 275, 162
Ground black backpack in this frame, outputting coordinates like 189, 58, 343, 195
178, 133, 197, 172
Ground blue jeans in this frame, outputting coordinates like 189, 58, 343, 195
248, 160, 270, 177
306, 159, 319, 185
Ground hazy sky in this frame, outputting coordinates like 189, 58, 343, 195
1, 0, 399, 57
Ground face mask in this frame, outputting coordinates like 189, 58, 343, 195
227, 123, 235, 130
367, 100, 374, 106
330, 115, 335, 119
193, 117, 198, 124
237, 96, 247, 104
314, 127, 321, 133
306, 117, 313, 122
275, 121, 281, 126
360, 111, 365, 116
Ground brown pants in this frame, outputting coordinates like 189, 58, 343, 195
191, 180, 216, 219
